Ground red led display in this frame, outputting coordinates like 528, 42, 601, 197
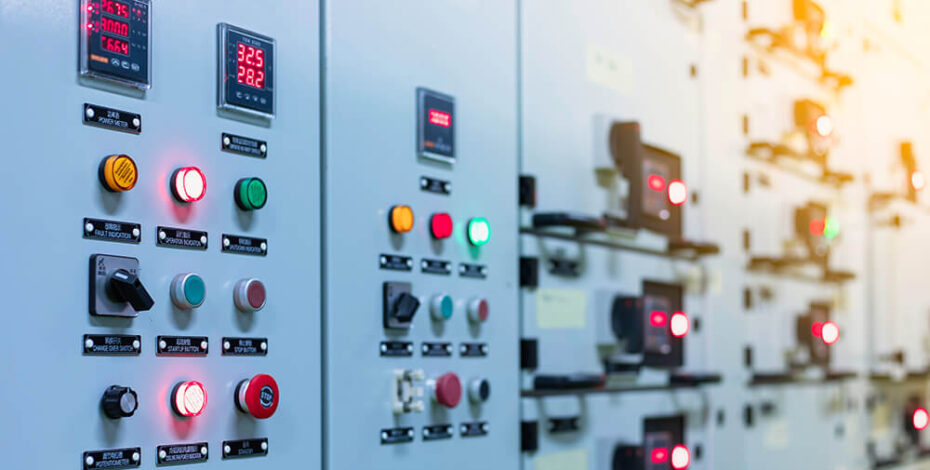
651, 447, 669, 464
428, 109, 451, 128
101, 17, 129, 37
648, 174, 666, 191
237, 43, 266, 89
650, 311, 668, 327
102, 0, 130, 18
101, 35, 129, 55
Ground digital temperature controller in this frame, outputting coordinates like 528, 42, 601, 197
79, 0, 151, 89
218, 23, 275, 119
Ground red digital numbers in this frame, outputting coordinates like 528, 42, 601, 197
428, 109, 451, 128
101, 35, 129, 55
236, 43, 266, 89
102, 0, 130, 18
101, 17, 129, 37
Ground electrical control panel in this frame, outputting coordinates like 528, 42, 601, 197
0, 1, 320, 468
321, 1, 519, 468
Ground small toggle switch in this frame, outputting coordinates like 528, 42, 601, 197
468, 378, 490, 404
235, 374, 279, 419
171, 273, 205, 310
430, 293, 454, 321
467, 297, 489, 323
108, 269, 154, 312
234, 278, 266, 312
101, 385, 138, 419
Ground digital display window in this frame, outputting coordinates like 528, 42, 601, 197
79, 0, 151, 89
218, 23, 275, 119
417, 88, 455, 162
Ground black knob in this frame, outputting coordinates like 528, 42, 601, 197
392, 292, 420, 323
102, 385, 138, 419
107, 269, 154, 311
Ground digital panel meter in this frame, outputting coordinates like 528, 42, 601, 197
417, 88, 455, 162
218, 23, 275, 118
79, 0, 151, 89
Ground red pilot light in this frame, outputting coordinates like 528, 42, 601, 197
913, 408, 930, 431
430, 213, 454, 239
648, 174, 666, 191
668, 180, 687, 206
650, 311, 668, 328
670, 311, 690, 338
671, 445, 691, 469
650, 447, 669, 464
821, 321, 840, 346
171, 167, 206, 203
811, 321, 824, 338
171, 381, 207, 417
236, 374, 279, 419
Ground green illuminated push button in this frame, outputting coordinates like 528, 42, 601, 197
171, 273, 206, 310
235, 177, 268, 211
467, 217, 491, 246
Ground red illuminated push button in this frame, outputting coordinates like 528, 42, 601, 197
467, 297, 489, 323
430, 213, 453, 239
431, 372, 462, 408
171, 166, 206, 203
171, 380, 207, 417
236, 374, 279, 419
234, 278, 266, 312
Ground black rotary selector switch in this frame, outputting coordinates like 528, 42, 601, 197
107, 269, 154, 312
102, 385, 138, 419
383, 282, 420, 329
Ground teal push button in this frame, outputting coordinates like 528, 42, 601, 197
431, 294, 454, 321
171, 273, 206, 309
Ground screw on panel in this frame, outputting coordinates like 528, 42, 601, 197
200, 446, 207, 456
224, 341, 231, 351
132, 339, 140, 350
259, 143, 267, 153
85, 338, 94, 349
159, 230, 167, 241
260, 441, 267, 451
85, 456, 94, 466
223, 445, 231, 455
131, 452, 139, 462
159, 339, 167, 350
200, 340, 208, 350
131, 227, 140, 237
260, 242, 267, 252
131, 118, 140, 128
406, 259, 413, 268
260, 341, 267, 351
380, 344, 388, 353
200, 235, 207, 245
223, 136, 231, 146
223, 237, 231, 247
158, 450, 167, 459
85, 223, 94, 233
85, 107, 95, 119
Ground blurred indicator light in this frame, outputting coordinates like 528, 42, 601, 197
671, 445, 691, 469
648, 174, 666, 191
811, 321, 824, 338
913, 408, 930, 431
650, 311, 667, 327
389, 205, 415, 233
824, 217, 840, 239
912, 171, 927, 191
430, 213, 453, 239
99, 154, 138, 192
670, 311, 690, 338
171, 167, 206, 203
668, 180, 688, 206
821, 321, 840, 345
467, 217, 491, 246
172, 380, 207, 417
651, 447, 669, 464
809, 219, 826, 236
235, 177, 267, 211
814, 114, 834, 137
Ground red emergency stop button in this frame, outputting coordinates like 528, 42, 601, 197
430, 213, 453, 239
432, 372, 462, 408
236, 374, 279, 419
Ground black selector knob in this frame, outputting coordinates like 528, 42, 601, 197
107, 269, 154, 311
102, 385, 138, 419
392, 293, 420, 323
